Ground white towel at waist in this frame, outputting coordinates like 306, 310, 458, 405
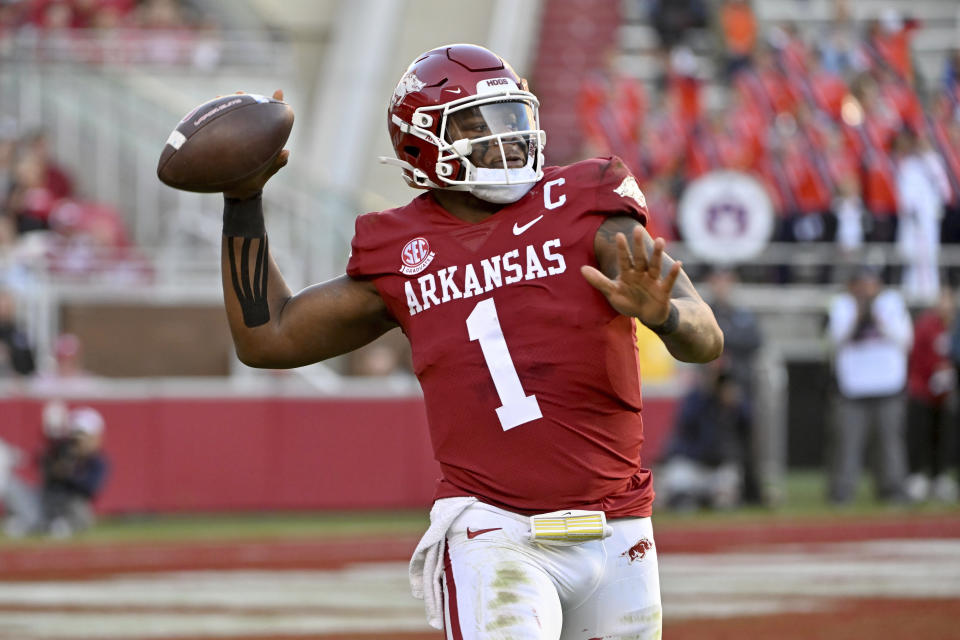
408, 496, 477, 630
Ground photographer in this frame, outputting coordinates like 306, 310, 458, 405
40, 406, 109, 537
827, 267, 912, 504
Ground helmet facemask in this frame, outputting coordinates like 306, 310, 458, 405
435, 96, 545, 203
387, 88, 546, 203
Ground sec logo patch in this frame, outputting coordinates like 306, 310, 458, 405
400, 237, 436, 275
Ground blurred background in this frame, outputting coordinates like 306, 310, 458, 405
0, 0, 958, 637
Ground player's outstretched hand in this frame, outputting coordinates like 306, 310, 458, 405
223, 89, 290, 200
580, 226, 682, 327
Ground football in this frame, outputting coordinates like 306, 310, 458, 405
157, 93, 294, 193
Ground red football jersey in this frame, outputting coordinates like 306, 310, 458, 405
347, 157, 655, 517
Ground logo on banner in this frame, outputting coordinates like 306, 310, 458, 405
400, 237, 436, 275
678, 171, 774, 263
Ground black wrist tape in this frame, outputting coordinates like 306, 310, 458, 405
223, 191, 266, 238
227, 235, 271, 328
646, 302, 679, 335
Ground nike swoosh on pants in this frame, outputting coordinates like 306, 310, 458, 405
466, 527, 503, 539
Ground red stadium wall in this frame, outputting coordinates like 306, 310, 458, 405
0, 396, 676, 514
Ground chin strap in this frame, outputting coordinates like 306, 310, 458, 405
469, 181, 536, 204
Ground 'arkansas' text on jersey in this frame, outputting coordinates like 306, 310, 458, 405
404, 239, 567, 315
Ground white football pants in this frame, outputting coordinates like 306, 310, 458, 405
442, 501, 662, 640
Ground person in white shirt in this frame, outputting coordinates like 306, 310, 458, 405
895, 129, 948, 306
827, 267, 913, 503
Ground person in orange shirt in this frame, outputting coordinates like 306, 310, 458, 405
720, 0, 757, 78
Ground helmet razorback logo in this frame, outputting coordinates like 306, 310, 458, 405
392, 71, 426, 106
400, 237, 436, 275
614, 176, 647, 209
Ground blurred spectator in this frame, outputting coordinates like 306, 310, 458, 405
878, 67, 924, 133
2, 400, 71, 536
906, 288, 958, 503
6, 129, 74, 233
933, 114, 960, 245
31, 332, 101, 394
7, 153, 58, 232
827, 267, 912, 504
833, 171, 868, 255
656, 363, 750, 510
822, 122, 869, 253
778, 112, 835, 244
894, 127, 948, 305
20, 129, 73, 200
944, 48, 960, 102
640, 91, 687, 179
0, 436, 41, 537
807, 50, 850, 121
818, 0, 866, 76
766, 21, 807, 79
664, 46, 703, 132
131, 0, 194, 29
39, 405, 109, 537
43, 198, 151, 282
51, 332, 88, 376
843, 74, 900, 243
864, 10, 919, 86
718, 0, 756, 78
705, 267, 764, 503
0, 118, 18, 203
646, 0, 708, 52
0, 215, 38, 293
130, 0, 196, 65
0, 287, 35, 376
639, 175, 677, 240
706, 268, 762, 390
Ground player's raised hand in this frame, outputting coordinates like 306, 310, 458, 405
223, 89, 291, 200
581, 226, 682, 328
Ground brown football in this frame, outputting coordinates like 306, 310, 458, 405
157, 94, 294, 193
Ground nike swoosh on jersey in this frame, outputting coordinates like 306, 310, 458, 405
445, 88, 462, 94
466, 527, 503, 539
512, 215, 544, 235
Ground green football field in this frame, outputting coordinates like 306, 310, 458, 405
2, 471, 955, 547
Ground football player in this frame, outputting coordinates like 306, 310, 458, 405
219, 44, 723, 639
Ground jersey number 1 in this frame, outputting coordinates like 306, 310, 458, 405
466, 298, 543, 431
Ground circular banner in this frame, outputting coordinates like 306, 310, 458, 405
677, 171, 775, 263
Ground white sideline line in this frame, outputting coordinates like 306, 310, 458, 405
0, 540, 957, 638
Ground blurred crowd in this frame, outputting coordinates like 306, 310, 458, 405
1, 0, 195, 30
0, 119, 149, 386
580, 0, 960, 290
658, 267, 960, 511
0, 0, 215, 65
0, 121, 151, 285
